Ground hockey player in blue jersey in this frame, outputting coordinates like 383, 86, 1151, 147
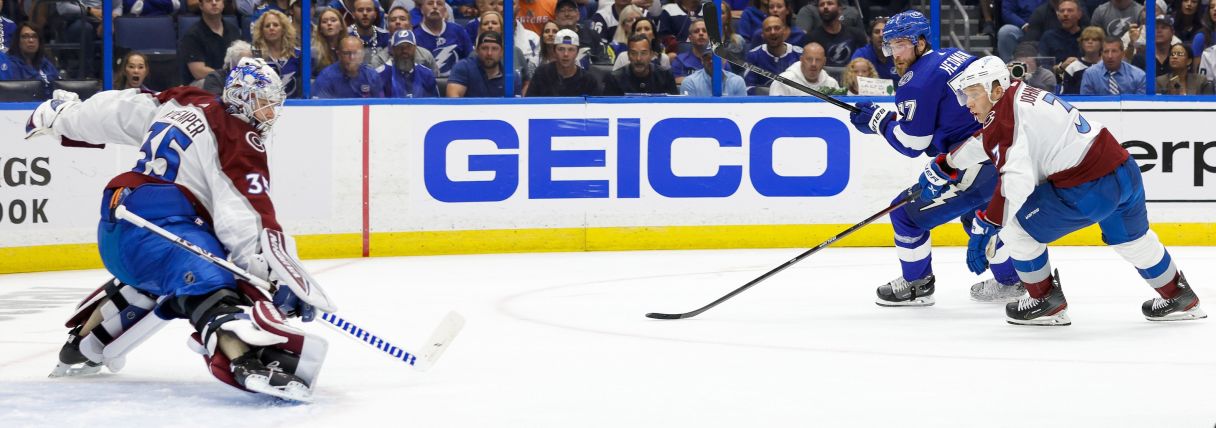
847, 10, 1026, 307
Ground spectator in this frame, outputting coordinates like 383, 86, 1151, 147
1012, 42, 1059, 90
120, 0, 180, 15
416, 0, 473, 77
1174, 0, 1202, 44
314, 35, 385, 98
748, 0, 806, 49
251, 0, 291, 24
805, 0, 865, 67
1, 23, 57, 98
347, 0, 392, 68
745, 16, 802, 91
202, 40, 253, 95
602, 33, 679, 95
253, 10, 303, 98
517, 0, 556, 35
671, 19, 709, 84
514, 17, 543, 73
1039, 0, 1084, 63
554, 0, 607, 65
680, 49, 747, 96
312, 8, 346, 75
447, 31, 521, 96
383, 5, 438, 70
794, 0, 865, 38
330, 0, 386, 28
998, 0, 1045, 60
769, 42, 839, 95
607, 4, 645, 59
657, 0, 701, 49
1159, 41, 1212, 93
851, 16, 898, 80
378, 30, 439, 97
56, 0, 107, 78
114, 51, 150, 91
462, 0, 498, 36
592, 0, 633, 48
1081, 36, 1146, 94
633, 0, 662, 18
1091, 0, 1142, 38
400, 0, 455, 27
719, 1, 748, 71
0, 1, 14, 52
477, 10, 504, 37
1192, 1, 1216, 59
1058, 25, 1105, 93
1198, 42, 1216, 84
539, 20, 561, 65
842, 56, 878, 95
527, 28, 601, 96
613, 18, 671, 70
1132, 15, 1175, 75
180, 0, 242, 84
738, 0, 768, 42
1024, 0, 1092, 44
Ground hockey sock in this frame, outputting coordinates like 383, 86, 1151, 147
988, 240, 1020, 285
1023, 276, 1054, 299
1013, 249, 1053, 299
1153, 273, 1181, 299
891, 209, 933, 281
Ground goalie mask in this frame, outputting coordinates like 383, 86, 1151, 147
223, 58, 285, 134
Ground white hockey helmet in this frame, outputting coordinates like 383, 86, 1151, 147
223, 57, 285, 133
947, 56, 1011, 106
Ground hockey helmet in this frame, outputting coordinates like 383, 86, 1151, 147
223, 57, 286, 133
881, 11, 931, 56
947, 56, 1011, 106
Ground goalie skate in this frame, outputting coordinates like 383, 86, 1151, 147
876, 275, 935, 307
231, 352, 314, 403
970, 278, 1027, 303
49, 328, 103, 378
1142, 273, 1207, 321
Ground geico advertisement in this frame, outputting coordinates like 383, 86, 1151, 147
370, 103, 922, 231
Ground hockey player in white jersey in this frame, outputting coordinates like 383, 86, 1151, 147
28, 58, 336, 401
920, 56, 1206, 326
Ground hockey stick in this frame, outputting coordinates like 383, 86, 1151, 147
113, 205, 465, 371
699, 1, 860, 113
645, 189, 917, 320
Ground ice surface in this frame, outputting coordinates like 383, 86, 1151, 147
2, 247, 1215, 427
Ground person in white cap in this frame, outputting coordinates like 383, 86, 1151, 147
526, 28, 602, 96
378, 29, 439, 97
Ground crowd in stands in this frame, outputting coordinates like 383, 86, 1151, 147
0, 0, 1213, 99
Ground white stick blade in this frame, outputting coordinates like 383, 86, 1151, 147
418, 311, 465, 370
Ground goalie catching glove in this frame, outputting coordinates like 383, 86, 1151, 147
247, 228, 337, 319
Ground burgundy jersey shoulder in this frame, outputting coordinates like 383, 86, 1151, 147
976, 81, 1022, 165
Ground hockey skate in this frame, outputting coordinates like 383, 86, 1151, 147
876, 275, 935, 307
970, 278, 1027, 303
1142, 273, 1207, 321
231, 351, 313, 403
49, 327, 103, 378
1006, 272, 1070, 326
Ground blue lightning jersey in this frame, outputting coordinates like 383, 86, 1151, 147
882, 48, 980, 158
414, 22, 473, 78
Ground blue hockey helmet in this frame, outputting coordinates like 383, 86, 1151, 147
882, 11, 931, 55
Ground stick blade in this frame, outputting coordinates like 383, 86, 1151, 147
417, 311, 466, 370
645, 312, 687, 320
701, 1, 723, 45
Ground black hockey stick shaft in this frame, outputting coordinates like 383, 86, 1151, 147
645, 190, 916, 320
699, 1, 860, 113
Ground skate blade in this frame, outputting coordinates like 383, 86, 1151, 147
971, 293, 1026, 304
876, 295, 935, 307
244, 375, 313, 403
1007, 311, 1071, 326
1146, 306, 1208, 322
48, 362, 102, 378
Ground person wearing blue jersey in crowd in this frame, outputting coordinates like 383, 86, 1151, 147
744, 16, 801, 93
379, 30, 439, 98
847, 10, 1026, 306
737, 0, 767, 43
330, 0, 386, 27
415, 0, 473, 77
314, 36, 384, 98
347, 0, 394, 68
851, 16, 899, 81
0, 24, 58, 98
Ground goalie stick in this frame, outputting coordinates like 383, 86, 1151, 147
700, 1, 860, 113
113, 205, 465, 371
646, 189, 916, 320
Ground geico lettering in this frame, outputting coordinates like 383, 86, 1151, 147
1124, 140, 1216, 186
0, 199, 48, 224
423, 117, 851, 202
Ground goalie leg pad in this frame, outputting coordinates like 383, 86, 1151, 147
55, 280, 164, 375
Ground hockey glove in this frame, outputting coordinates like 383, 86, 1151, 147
848, 101, 894, 135
25, 90, 81, 140
918, 154, 958, 201
273, 285, 316, 322
966, 210, 1001, 275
